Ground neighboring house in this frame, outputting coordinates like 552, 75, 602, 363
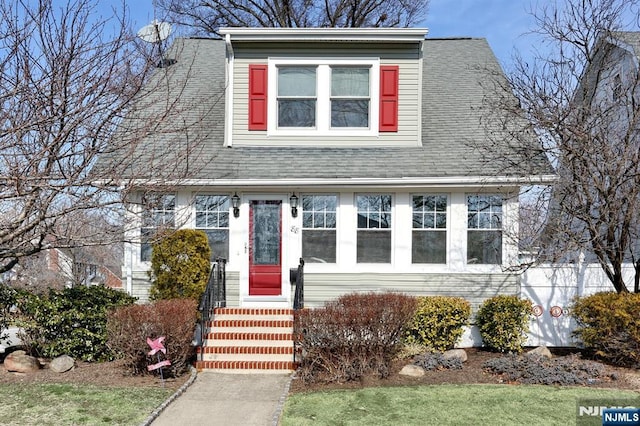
106, 28, 553, 311
3, 247, 123, 290
522, 31, 640, 346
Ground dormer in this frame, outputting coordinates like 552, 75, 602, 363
220, 27, 427, 147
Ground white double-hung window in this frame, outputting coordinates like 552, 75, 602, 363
269, 59, 379, 135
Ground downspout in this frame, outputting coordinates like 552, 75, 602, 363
224, 33, 234, 147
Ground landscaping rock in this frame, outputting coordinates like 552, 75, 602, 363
527, 346, 552, 359
399, 364, 425, 377
4, 351, 40, 373
443, 349, 468, 363
50, 355, 75, 373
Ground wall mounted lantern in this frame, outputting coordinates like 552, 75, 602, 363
231, 193, 240, 218
290, 193, 299, 218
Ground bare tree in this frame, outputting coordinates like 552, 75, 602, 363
481, 0, 640, 293
155, 0, 429, 35
0, 0, 217, 275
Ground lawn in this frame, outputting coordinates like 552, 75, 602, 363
282, 384, 640, 426
0, 383, 173, 425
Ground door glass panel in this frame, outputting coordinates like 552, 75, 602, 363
252, 201, 281, 265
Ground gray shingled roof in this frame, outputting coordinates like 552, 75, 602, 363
98, 36, 552, 184
611, 31, 640, 59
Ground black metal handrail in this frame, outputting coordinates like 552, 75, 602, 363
293, 257, 304, 310
195, 258, 226, 359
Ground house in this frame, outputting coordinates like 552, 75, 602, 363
110, 27, 554, 307
522, 31, 640, 346
101, 27, 553, 368
3, 246, 123, 290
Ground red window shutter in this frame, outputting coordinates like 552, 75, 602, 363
248, 64, 268, 130
379, 65, 399, 132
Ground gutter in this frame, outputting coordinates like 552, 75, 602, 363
124, 174, 558, 188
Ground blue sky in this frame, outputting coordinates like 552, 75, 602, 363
122, 0, 539, 68
422, 0, 538, 67
116, 0, 637, 69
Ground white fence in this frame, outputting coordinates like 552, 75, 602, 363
520, 263, 632, 347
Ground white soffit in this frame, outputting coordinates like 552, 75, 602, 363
218, 27, 428, 43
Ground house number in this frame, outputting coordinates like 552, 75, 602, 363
290, 226, 299, 234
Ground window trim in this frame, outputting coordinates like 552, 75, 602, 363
140, 193, 176, 263
411, 193, 448, 264
194, 194, 231, 262
356, 193, 393, 264
466, 194, 503, 265
267, 58, 380, 137
301, 193, 338, 264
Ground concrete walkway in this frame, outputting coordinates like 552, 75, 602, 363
148, 372, 293, 426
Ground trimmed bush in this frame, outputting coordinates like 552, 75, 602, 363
475, 295, 532, 353
404, 296, 471, 352
571, 291, 640, 368
16, 286, 136, 361
294, 292, 417, 383
106, 299, 198, 376
149, 229, 211, 301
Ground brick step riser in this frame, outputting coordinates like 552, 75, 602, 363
213, 308, 294, 316
205, 332, 293, 341
194, 360, 297, 371
203, 339, 293, 348
210, 320, 294, 328
199, 353, 293, 362
211, 314, 293, 322
198, 346, 293, 355
207, 327, 292, 335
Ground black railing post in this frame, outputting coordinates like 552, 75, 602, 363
293, 257, 304, 310
196, 258, 227, 360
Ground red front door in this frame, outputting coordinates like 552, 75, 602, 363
249, 200, 282, 296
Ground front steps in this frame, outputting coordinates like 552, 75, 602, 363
195, 308, 297, 373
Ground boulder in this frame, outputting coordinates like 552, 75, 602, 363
527, 346, 552, 359
50, 355, 75, 373
443, 349, 468, 363
4, 351, 40, 373
399, 364, 425, 377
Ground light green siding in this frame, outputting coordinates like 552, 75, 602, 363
231, 43, 422, 146
131, 271, 152, 304
301, 272, 519, 310
225, 271, 240, 307
130, 270, 240, 306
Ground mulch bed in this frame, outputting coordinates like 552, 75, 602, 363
289, 347, 640, 394
0, 348, 638, 395
0, 357, 190, 390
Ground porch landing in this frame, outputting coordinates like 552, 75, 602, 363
194, 308, 297, 373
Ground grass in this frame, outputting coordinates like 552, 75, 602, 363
0, 383, 173, 425
282, 384, 640, 426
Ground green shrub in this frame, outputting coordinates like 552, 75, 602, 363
17, 286, 136, 361
149, 229, 211, 301
571, 292, 640, 368
404, 296, 471, 352
106, 299, 198, 376
294, 292, 417, 383
475, 295, 532, 353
